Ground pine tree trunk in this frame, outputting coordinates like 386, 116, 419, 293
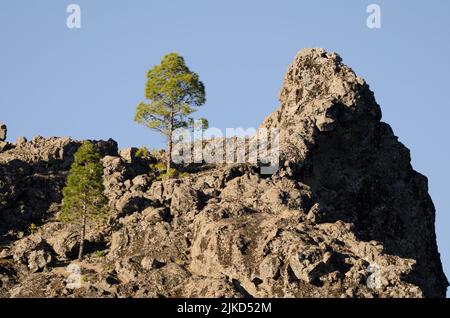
78, 215, 86, 261
167, 108, 174, 173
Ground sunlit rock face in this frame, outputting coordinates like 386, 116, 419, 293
0, 49, 447, 298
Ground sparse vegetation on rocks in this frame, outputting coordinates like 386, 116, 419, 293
0, 49, 447, 298
134, 53, 208, 173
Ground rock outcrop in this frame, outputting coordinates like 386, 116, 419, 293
0, 136, 117, 237
0, 48, 447, 298
260, 48, 448, 297
0, 124, 8, 153
0, 123, 6, 142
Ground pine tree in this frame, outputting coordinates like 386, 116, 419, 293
60, 141, 108, 261
134, 53, 207, 173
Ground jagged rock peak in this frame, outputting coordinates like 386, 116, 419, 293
260, 48, 448, 297
273, 47, 380, 118
262, 48, 381, 162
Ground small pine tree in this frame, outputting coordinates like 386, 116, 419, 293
134, 53, 207, 173
60, 141, 108, 261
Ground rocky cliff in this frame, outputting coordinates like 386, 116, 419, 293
0, 48, 447, 298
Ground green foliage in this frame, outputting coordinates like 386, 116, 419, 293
135, 146, 151, 159
152, 149, 162, 156
187, 117, 209, 132
150, 161, 166, 172
149, 161, 187, 180
135, 53, 206, 135
174, 257, 185, 266
165, 168, 178, 179
94, 250, 108, 258
134, 53, 207, 170
179, 172, 190, 178
59, 141, 108, 225
150, 162, 169, 180
27, 223, 38, 235
135, 146, 167, 163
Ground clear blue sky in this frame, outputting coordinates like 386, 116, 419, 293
1, 0, 449, 296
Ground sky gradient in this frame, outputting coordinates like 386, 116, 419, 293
1, 0, 449, 296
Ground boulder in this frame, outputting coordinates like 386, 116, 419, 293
115, 192, 153, 217
27, 250, 53, 272
15, 136, 27, 146
288, 249, 334, 283
0, 123, 6, 141
11, 235, 54, 272
119, 147, 138, 163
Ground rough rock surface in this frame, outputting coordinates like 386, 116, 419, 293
0, 123, 6, 142
0, 136, 117, 238
0, 48, 447, 298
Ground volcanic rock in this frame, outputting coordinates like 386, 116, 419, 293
0, 48, 447, 298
